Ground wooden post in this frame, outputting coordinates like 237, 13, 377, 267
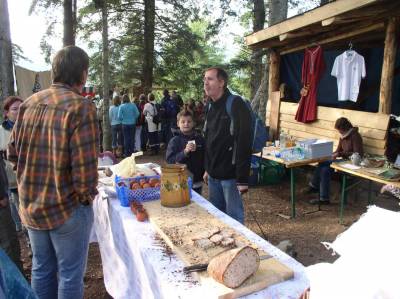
379, 17, 399, 114
268, 50, 281, 140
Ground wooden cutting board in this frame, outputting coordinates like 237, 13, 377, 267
143, 200, 294, 299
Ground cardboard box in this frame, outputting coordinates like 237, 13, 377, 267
296, 139, 333, 159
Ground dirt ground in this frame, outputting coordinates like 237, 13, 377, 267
18, 150, 400, 298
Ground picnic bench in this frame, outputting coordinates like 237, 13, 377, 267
260, 93, 392, 221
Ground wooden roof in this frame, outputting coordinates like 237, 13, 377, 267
245, 0, 400, 54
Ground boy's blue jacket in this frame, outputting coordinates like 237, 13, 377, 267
166, 131, 205, 183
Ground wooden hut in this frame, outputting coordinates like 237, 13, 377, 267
245, 0, 400, 156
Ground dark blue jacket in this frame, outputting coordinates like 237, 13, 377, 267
166, 131, 205, 183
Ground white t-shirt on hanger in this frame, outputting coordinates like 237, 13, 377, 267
331, 50, 366, 102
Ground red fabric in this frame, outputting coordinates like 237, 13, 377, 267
295, 46, 325, 123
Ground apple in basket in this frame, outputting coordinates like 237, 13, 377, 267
130, 182, 141, 190
148, 178, 160, 187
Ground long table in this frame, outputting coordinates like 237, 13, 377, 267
91, 184, 309, 299
255, 152, 331, 218
330, 162, 400, 224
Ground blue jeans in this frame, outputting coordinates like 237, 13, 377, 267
111, 124, 123, 149
122, 124, 136, 156
208, 176, 244, 223
310, 161, 332, 201
28, 204, 93, 299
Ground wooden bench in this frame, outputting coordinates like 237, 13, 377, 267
266, 92, 390, 156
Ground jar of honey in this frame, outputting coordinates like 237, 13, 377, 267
160, 164, 191, 208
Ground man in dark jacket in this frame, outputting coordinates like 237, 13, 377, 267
203, 67, 251, 223
0, 154, 22, 270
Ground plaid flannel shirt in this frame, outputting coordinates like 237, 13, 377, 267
7, 83, 99, 230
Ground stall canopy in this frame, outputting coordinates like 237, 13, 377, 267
245, 0, 400, 115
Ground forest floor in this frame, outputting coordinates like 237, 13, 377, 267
18, 149, 400, 298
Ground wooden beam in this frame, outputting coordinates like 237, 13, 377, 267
268, 50, 280, 96
321, 17, 336, 26
245, 0, 378, 46
280, 22, 384, 55
279, 33, 289, 41
268, 50, 280, 140
379, 17, 399, 114
269, 92, 281, 141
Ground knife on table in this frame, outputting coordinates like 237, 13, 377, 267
183, 254, 273, 273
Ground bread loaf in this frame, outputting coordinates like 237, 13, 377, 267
207, 246, 260, 288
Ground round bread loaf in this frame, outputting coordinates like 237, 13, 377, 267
207, 246, 260, 289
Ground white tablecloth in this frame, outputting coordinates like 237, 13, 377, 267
91, 186, 309, 299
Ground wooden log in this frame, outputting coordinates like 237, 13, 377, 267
379, 17, 399, 114
279, 102, 390, 130
321, 17, 336, 26
268, 51, 280, 139
269, 92, 281, 141
279, 114, 387, 140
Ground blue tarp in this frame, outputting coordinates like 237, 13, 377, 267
280, 47, 400, 114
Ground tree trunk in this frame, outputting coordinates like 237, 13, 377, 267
63, 0, 75, 46
252, 0, 288, 123
0, 0, 14, 107
250, 0, 265, 100
102, 1, 111, 151
142, 0, 155, 94
268, 0, 288, 26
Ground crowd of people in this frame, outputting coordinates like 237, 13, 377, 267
108, 88, 206, 158
0, 45, 380, 299
0, 45, 253, 299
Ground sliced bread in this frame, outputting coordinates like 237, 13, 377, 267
207, 246, 260, 288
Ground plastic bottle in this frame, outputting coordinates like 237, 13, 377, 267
280, 131, 287, 149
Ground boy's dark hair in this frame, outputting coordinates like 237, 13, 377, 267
177, 109, 194, 122
335, 117, 353, 131
205, 67, 228, 89
163, 89, 169, 97
52, 46, 89, 87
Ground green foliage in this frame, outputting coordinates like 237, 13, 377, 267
11, 44, 32, 64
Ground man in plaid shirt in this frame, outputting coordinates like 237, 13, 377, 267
8, 46, 99, 299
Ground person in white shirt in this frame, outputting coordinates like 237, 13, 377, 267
143, 93, 160, 155
331, 50, 366, 102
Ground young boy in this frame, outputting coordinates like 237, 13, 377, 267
166, 110, 205, 194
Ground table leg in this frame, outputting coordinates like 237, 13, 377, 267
340, 174, 347, 224
368, 180, 373, 205
290, 168, 296, 218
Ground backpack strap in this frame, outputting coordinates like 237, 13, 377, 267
225, 94, 236, 136
226, 94, 239, 165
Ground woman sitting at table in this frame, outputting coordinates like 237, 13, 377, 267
308, 117, 364, 205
